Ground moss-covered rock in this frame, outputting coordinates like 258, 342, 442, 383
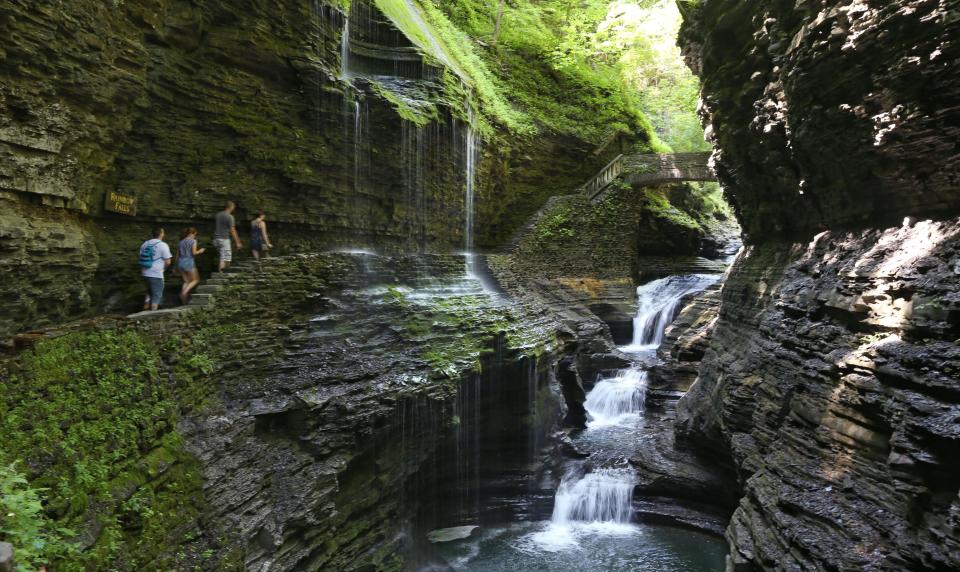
0, 253, 563, 570
0, 0, 655, 337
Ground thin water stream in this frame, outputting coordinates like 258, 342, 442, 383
429, 274, 726, 570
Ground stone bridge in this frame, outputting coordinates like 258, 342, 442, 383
582, 152, 714, 200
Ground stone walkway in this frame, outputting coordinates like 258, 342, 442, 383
126, 260, 261, 321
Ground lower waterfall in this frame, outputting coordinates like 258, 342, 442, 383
429, 273, 727, 571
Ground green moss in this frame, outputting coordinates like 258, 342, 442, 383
0, 328, 220, 569
373, 0, 530, 134
0, 297, 298, 567
642, 187, 703, 232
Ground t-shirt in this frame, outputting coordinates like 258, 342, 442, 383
178, 238, 196, 260
214, 211, 236, 239
140, 239, 172, 279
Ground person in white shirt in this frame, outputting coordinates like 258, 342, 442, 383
139, 227, 173, 311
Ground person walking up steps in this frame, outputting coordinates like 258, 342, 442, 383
138, 227, 173, 311
176, 227, 206, 304
214, 201, 242, 272
250, 211, 272, 260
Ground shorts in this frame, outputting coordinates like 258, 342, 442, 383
215, 238, 232, 262
144, 277, 164, 307
178, 258, 196, 272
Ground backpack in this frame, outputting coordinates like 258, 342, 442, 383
139, 240, 159, 269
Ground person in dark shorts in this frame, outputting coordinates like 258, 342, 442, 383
176, 227, 206, 304
213, 201, 242, 272
250, 211, 273, 260
138, 227, 172, 311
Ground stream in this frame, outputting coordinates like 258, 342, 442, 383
428, 274, 727, 571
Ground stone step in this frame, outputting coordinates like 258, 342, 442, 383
195, 284, 222, 294
128, 307, 191, 320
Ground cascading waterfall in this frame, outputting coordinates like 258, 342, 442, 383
531, 468, 636, 550
531, 273, 722, 551
583, 369, 647, 428
550, 469, 635, 525
626, 274, 720, 350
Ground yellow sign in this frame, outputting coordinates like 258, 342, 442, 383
105, 191, 137, 216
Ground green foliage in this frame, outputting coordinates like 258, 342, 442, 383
642, 187, 702, 231
432, 0, 701, 149
0, 329, 210, 569
374, 0, 531, 134
536, 204, 577, 240
0, 462, 78, 571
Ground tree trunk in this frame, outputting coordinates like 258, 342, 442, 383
493, 0, 505, 45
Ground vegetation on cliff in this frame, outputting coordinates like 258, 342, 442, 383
434, 0, 705, 151
367, 0, 704, 151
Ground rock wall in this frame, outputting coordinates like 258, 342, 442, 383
0, 253, 563, 570
678, 220, 960, 570
679, 0, 960, 242
677, 1, 960, 569
0, 0, 613, 336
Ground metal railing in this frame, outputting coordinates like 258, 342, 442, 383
581, 154, 624, 200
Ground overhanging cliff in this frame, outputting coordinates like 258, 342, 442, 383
676, 1, 960, 569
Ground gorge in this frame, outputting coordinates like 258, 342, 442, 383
1, 1, 958, 571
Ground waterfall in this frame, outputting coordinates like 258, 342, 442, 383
340, 11, 351, 78
583, 369, 647, 428
464, 106, 478, 258
550, 469, 635, 525
353, 99, 364, 192
461, 104, 481, 279
626, 274, 720, 350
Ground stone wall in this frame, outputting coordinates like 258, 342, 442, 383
677, 220, 960, 570
509, 183, 723, 282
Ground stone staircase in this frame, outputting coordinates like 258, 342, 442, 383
126, 260, 261, 320
504, 195, 565, 253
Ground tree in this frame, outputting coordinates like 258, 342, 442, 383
493, 0, 505, 45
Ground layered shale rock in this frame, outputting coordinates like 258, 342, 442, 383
679, 0, 960, 242
678, 0, 960, 569
0, 0, 614, 336
677, 220, 960, 570
0, 253, 564, 570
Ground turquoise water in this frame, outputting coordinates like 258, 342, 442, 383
435, 520, 727, 571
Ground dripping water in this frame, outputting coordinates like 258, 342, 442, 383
353, 99, 362, 193
340, 10, 351, 79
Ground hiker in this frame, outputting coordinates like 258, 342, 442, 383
139, 227, 173, 311
176, 227, 206, 304
250, 211, 273, 259
214, 201, 242, 272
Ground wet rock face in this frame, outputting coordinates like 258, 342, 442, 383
0, 0, 604, 336
677, 219, 960, 570
680, 0, 960, 242
0, 253, 563, 570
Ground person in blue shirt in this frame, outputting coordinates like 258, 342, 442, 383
139, 227, 173, 311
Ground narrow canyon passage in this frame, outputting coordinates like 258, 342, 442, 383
0, 0, 957, 571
